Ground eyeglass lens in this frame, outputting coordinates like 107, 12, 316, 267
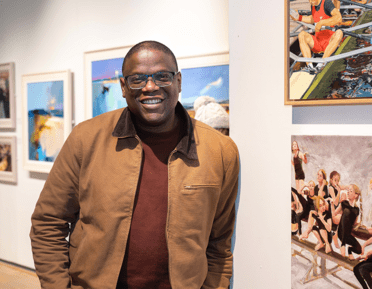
127, 72, 175, 89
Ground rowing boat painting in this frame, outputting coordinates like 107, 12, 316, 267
291, 135, 372, 288
286, 0, 372, 105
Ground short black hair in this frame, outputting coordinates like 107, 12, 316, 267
122, 41, 178, 76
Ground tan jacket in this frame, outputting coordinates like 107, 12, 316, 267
30, 104, 240, 289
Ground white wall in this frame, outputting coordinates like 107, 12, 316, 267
230, 0, 291, 288
0, 0, 229, 269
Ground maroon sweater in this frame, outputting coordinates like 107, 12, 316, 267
116, 123, 182, 289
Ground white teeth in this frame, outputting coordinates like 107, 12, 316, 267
142, 99, 162, 104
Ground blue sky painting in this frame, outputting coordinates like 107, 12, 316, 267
180, 64, 229, 109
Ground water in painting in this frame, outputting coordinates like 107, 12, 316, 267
92, 57, 126, 117
28, 81, 64, 162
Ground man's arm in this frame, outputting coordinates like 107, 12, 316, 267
30, 126, 81, 288
202, 141, 239, 289
290, 12, 314, 24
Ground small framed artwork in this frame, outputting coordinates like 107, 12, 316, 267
84, 45, 131, 120
285, 0, 372, 105
22, 70, 72, 173
0, 136, 17, 183
0, 62, 16, 128
178, 52, 229, 135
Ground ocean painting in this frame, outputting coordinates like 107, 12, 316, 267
180, 64, 229, 117
291, 135, 372, 288
27, 81, 64, 162
92, 57, 126, 117
0, 69, 10, 119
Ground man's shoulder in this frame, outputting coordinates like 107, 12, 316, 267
73, 108, 124, 138
191, 118, 238, 154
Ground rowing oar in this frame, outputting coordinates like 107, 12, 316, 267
326, 26, 372, 43
298, 21, 372, 43
340, 0, 372, 10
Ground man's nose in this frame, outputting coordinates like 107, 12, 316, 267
142, 77, 158, 91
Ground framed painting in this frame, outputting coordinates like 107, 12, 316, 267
84, 45, 131, 120
0, 63, 16, 128
22, 70, 72, 173
0, 136, 17, 183
178, 52, 229, 134
291, 135, 372, 288
285, 0, 372, 105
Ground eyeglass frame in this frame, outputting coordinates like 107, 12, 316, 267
123, 71, 180, 90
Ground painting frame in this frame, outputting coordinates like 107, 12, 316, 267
0, 62, 16, 128
22, 70, 72, 173
285, 0, 372, 106
0, 136, 17, 183
84, 45, 131, 120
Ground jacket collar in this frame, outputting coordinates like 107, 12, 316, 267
112, 102, 198, 160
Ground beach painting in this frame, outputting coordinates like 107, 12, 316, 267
0, 136, 17, 183
286, 0, 372, 105
0, 63, 15, 128
291, 135, 372, 288
22, 70, 71, 173
91, 57, 126, 117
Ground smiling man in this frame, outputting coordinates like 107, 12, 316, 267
30, 41, 240, 289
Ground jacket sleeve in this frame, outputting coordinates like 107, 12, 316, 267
30, 126, 81, 289
202, 140, 240, 289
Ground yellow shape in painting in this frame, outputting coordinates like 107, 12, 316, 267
290, 71, 316, 100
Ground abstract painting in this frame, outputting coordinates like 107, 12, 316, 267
22, 70, 71, 173
84, 46, 131, 119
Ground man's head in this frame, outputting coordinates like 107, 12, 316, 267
120, 41, 182, 133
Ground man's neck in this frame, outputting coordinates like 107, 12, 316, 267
134, 114, 181, 135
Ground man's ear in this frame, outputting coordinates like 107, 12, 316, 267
119, 77, 126, 98
177, 72, 182, 93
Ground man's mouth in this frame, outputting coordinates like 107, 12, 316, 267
141, 99, 163, 104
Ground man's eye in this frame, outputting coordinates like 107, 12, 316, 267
131, 76, 146, 83
156, 73, 171, 81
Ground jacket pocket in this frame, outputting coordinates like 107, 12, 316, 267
182, 184, 219, 195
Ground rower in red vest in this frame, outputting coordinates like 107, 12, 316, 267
290, 0, 343, 72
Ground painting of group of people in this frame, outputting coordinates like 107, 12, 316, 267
291, 136, 372, 288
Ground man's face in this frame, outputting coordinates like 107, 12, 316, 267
120, 49, 181, 133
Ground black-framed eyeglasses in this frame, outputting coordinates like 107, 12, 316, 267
124, 71, 179, 90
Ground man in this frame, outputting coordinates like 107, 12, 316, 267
291, 0, 343, 72
30, 41, 239, 289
